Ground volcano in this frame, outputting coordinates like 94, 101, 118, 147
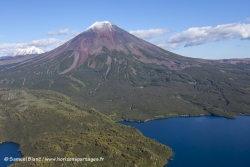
1, 21, 250, 121
38, 21, 194, 75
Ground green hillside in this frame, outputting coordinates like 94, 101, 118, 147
1, 49, 250, 121
0, 88, 172, 167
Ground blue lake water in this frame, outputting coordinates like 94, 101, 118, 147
0, 142, 23, 167
121, 116, 250, 167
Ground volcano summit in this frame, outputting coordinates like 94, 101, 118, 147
1, 21, 250, 121
38, 21, 194, 75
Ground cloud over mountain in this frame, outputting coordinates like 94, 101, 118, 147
128, 23, 250, 50
47, 28, 80, 36
129, 29, 169, 39
58, 28, 69, 35
163, 23, 250, 47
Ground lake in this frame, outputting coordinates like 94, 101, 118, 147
121, 116, 250, 167
0, 142, 23, 167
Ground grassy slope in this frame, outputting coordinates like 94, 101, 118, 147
0, 50, 250, 121
0, 89, 172, 167
59, 54, 250, 121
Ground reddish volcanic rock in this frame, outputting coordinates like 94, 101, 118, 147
38, 21, 192, 73
0, 21, 195, 73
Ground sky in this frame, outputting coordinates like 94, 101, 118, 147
0, 0, 249, 59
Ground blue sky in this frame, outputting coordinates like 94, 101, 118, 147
0, 0, 249, 59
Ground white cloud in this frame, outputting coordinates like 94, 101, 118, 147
157, 23, 250, 48
129, 29, 169, 39
47, 31, 57, 36
58, 28, 69, 35
0, 38, 67, 56
47, 28, 80, 36
152, 39, 181, 49
246, 17, 250, 22
30, 38, 62, 47
0, 36, 4, 38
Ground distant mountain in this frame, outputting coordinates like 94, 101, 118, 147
0, 21, 250, 121
12, 46, 44, 56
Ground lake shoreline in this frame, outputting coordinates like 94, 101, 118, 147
0, 141, 23, 156
120, 112, 250, 123
121, 115, 250, 167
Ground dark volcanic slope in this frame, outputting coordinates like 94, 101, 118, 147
1, 21, 250, 121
